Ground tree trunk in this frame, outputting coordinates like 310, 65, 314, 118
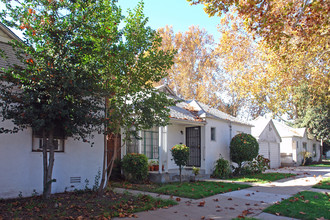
106, 133, 118, 185
98, 132, 108, 196
42, 132, 48, 198
43, 128, 55, 199
98, 99, 109, 196
179, 165, 182, 183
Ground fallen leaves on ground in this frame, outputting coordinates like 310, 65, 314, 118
198, 201, 205, 207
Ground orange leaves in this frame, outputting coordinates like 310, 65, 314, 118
28, 8, 35, 15
198, 201, 205, 207
26, 58, 34, 64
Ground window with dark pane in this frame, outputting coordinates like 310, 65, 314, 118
32, 126, 65, 152
211, 127, 216, 141
143, 128, 159, 159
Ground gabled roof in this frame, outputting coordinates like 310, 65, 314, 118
154, 84, 182, 100
155, 85, 251, 126
250, 116, 281, 141
186, 100, 253, 126
0, 23, 24, 70
0, 23, 23, 43
273, 120, 306, 138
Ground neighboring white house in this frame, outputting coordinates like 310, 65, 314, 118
0, 23, 105, 199
122, 85, 253, 182
250, 117, 282, 168
273, 120, 321, 166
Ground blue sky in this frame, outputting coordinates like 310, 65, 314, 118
1, 0, 222, 41
118, 0, 221, 40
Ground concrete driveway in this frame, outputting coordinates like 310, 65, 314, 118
114, 166, 330, 220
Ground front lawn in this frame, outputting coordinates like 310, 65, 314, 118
0, 191, 177, 219
112, 181, 251, 199
225, 173, 296, 184
307, 164, 330, 167
313, 177, 330, 189
263, 191, 330, 220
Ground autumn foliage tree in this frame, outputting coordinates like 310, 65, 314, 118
190, 0, 329, 137
157, 25, 224, 109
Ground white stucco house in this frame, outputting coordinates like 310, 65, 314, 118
250, 117, 282, 168
0, 23, 105, 199
122, 85, 253, 182
273, 120, 321, 166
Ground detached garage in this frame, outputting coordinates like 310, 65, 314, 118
251, 117, 282, 169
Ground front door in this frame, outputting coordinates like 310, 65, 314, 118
186, 126, 201, 167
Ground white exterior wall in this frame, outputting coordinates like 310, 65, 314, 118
308, 138, 321, 162
166, 123, 206, 172
204, 118, 251, 174
256, 122, 281, 168
204, 118, 230, 175
166, 123, 186, 170
0, 119, 104, 199
280, 137, 294, 165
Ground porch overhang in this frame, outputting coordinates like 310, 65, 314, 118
169, 118, 206, 126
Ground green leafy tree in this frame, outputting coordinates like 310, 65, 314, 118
230, 133, 259, 174
0, 0, 175, 198
0, 0, 115, 199
93, 2, 175, 195
171, 144, 190, 183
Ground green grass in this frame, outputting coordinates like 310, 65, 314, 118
264, 191, 330, 220
226, 173, 296, 183
313, 177, 330, 189
112, 181, 251, 199
307, 164, 330, 167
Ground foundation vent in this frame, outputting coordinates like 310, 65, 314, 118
70, 177, 81, 183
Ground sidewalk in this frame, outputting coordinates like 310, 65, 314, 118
114, 166, 330, 220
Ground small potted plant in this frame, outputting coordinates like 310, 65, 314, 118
148, 160, 155, 171
153, 160, 159, 171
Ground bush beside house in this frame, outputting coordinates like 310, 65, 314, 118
230, 133, 259, 174
122, 153, 148, 183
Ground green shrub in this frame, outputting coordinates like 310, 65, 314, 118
212, 157, 231, 178
230, 133, 259, 174
249, 155, 270, 173
122, 153, 148, 183
171, 144, 190, 182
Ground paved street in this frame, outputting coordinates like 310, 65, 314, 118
114, 166, 330, 220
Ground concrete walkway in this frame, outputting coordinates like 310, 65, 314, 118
113, 166, 330, 220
